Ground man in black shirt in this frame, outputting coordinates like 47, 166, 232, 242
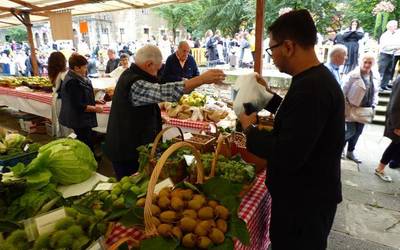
105, 49, 120, 73
240, 10, 344, 250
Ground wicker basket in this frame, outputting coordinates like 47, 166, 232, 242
144, 142, 205, 237
210, 134, 257, 196
146, 126, 187, 184
172, 132, 216, 153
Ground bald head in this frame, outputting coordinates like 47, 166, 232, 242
177, 40, 191, 62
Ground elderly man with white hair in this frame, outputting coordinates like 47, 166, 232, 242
378, 20, 400, 91
325, 44, 348, 86
104, 45, 225, 179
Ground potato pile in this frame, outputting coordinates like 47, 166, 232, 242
136, 188, 230, 249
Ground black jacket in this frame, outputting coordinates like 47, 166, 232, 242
246, 64, 344, 205
59, 70, 97, 129
105, 58, 120, 73
104, 64, 162, 164
384, 77, 400, 143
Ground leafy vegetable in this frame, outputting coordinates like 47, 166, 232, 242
11, 138, 97, 187
140, 236, 179, 250
3, 134, 25, 149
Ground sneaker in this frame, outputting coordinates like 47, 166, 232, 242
346, 151, 362, 163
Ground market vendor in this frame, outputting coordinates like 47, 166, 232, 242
59, 53, 105, 152
239, 10, 344, 250
161, 41, 199, 83
109, 53, 130, 79
104, 45, 225, 180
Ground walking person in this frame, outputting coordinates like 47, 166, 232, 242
343, 53, 379, 163
240, 10, 344, 250
375, 76, 400, 182
342, 19, 364, 74
378, 20, 400, 91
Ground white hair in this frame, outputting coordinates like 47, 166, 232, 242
359, 52, 376, 64
329, 44, 347, 61
387, 20, 398, 29
134, 45, 162, 64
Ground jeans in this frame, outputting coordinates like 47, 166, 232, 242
380, 141, 400, 167
345, 122, 364, 152
73, 127, 95, 152
390, 55, 400, 81
378, 53, 394, 88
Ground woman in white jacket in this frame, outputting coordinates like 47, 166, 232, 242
342, 53, 379, 163
48, 52, 71, 137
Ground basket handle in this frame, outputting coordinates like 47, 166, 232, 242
143, 142, 204, 237
149, 126, 184, 160
210, 134, 231, 178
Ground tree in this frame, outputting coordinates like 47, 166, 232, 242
6, 27, 27, 43
154, 3, 200, 43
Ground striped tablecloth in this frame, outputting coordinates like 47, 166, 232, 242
106, 171, 271, 249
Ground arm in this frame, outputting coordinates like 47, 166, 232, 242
246, 89, 331, 173
131, 69, 225, 106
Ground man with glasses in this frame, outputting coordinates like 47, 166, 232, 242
240, 10, 344, 250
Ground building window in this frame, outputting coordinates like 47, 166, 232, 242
143, 28, 149, 35
120, 28, 125, 35
141, 9, 149, 15
102, 28, 109, 34
43, 33, 48, 45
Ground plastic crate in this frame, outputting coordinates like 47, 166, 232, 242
0, 151, 38, 170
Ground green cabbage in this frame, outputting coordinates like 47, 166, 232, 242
4, 133, 26, 148
12, 138, 97, 187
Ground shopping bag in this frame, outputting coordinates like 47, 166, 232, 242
345, 102, 374, 124
233, 73, 273, 116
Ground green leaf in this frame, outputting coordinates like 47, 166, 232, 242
174, 181, 201, 193
210, 237, 234, 250
72, 204, 95, 216
202, 177, 242, 198
26, 169, 51, 189
229, 215, 250, 246
117, 242, 130, 250
119, 207, 144, 227
124, 190, 137, 208
0, 219, 22, 233
220, 196, 240, 214
140, 236, 179, 250
105, 208, 130, 221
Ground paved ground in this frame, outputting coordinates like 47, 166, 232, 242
1, 107, 399, 249
328, 124, 400, 250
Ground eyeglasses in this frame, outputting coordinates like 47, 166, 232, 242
265, 42, 283, 56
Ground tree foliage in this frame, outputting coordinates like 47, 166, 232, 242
5, 27, 27, 43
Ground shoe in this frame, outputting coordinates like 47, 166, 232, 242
346, 151, 362, 163
379, 87, 390, 93
375, 169, 392, 182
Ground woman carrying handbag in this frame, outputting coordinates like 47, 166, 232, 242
342, 53, 379, 163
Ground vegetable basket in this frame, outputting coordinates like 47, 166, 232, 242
145, 127, 187, 184
171, 132, 216, 153
210, 134, 257, 196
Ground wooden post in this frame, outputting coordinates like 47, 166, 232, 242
254, 0, 265, 75
22, 12, 39, 76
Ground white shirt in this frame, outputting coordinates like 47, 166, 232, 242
109, 66, 128, 80
379, 29, 400, 55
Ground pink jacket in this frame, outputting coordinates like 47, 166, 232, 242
342, 68, 379, 107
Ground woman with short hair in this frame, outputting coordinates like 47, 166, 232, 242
59, 53, 104, 151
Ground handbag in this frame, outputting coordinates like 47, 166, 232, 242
345, 102, 374, 124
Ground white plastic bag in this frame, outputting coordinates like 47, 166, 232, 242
233, 73, 273, 116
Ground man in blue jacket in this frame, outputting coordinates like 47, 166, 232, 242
161, 41, 199, 83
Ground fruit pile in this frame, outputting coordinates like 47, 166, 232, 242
136, 187, 230, 249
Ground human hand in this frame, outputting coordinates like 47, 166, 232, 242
200, 69, 226, 84
96, 99, 106, 104
239, 112, 257, 130
394, 129, 400, 136
95, 106, 104, 113
255, 73, 273, 93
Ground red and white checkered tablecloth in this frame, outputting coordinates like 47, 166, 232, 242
106, 171, 271, 249
161, 112, 211, 131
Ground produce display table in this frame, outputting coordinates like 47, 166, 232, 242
0, 86, 215, 135
106, 170, 271, 249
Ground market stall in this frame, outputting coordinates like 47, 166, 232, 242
0, 129, 271, 249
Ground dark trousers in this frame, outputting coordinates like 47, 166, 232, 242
345, 122, 364, 152
112, 161, 139, 180
380, 141, 400, 168
378, 53, 394, 88
270, 199, 337, 250
73, 127, 94, 152
390, 55, 400, 82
